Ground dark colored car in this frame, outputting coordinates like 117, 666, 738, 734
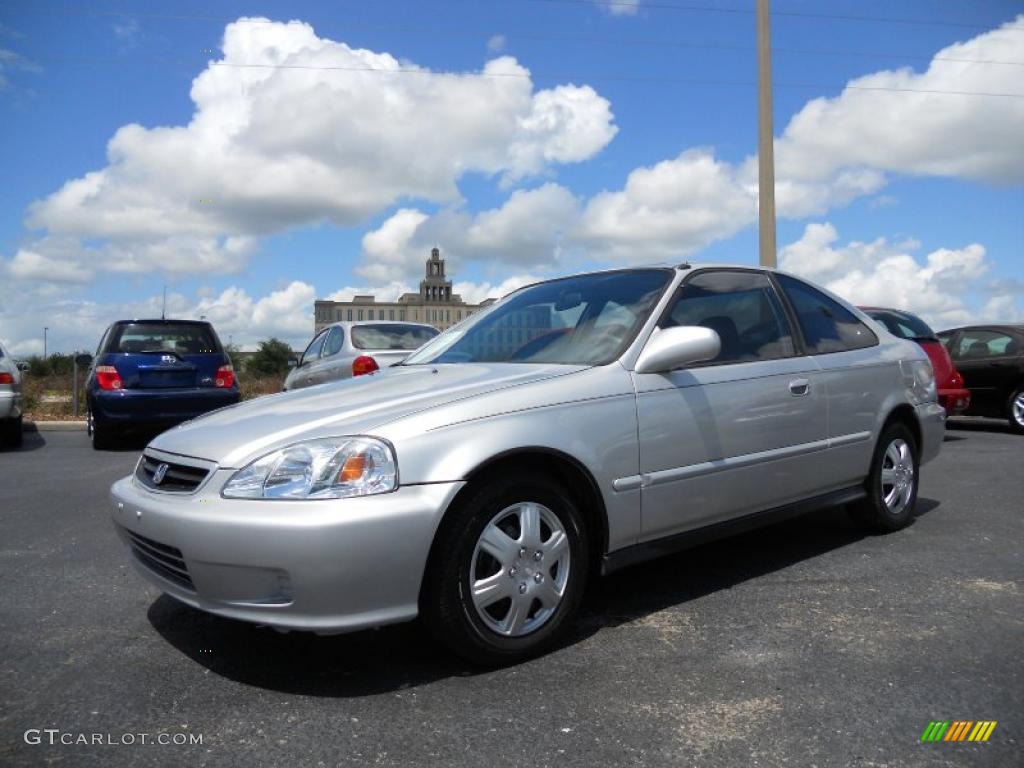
936, 324, 1024, 434
86, 319, 240, 449
862, 307, 970, 416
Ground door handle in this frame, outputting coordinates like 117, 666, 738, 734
789, 378, 810, 396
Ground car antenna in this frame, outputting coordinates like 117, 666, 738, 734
677, 261, 692, 269
161, 285, 166, 321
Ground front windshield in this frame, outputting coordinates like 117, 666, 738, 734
403, 269, 672, 366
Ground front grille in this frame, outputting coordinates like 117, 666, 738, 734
123, 528, 194, 591
135, 453, 209, 492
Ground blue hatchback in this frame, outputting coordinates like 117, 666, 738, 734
86, 319, 240, 449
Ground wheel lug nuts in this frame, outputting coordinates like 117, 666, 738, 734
533, 551, 543, 561
518, 547, 527, 558
534, 573, 543, 583
519, 583, 527, 594
508, 567, 517, 577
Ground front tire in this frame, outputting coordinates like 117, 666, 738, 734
1007, 388, 1024, 435
849, 422, 920, 532
421, 476, 589, 665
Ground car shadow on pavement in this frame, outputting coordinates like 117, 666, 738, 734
946, 418, 1016, 435
148, 498, 940, 697
0, 429, 46, 453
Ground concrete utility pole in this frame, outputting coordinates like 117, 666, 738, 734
757, 0, 777, 268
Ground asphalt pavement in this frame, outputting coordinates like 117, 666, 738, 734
1, 422, 1021, 767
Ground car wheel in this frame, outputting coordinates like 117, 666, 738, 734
1008, 388, 1024, 435
422, 476, 589, 665
849, 422, 919, 532
90, 413, 116, 450
1, 416, 22, 448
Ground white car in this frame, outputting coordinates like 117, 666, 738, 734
0, 339, 25, 448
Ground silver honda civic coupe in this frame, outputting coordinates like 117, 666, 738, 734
111, 264, 945, 663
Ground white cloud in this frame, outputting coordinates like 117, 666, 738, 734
599, 0, 641, 17
0, 281, 317, 356
18, 18, 617, 281
779, 222, 1023, 329
487, 35, 506, 52
775, 16, 1024, 185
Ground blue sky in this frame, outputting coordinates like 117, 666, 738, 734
1, 0, 1022, 354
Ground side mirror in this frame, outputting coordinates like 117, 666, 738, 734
75, 353, 93, 367
17, 361, 30, 372
635, 326, 720, 374
288, 356, 300, 369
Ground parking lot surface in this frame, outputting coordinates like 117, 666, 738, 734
1, 423, 1021, 767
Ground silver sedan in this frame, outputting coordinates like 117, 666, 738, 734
111, 264, 945, 663
283, 321, 438, 390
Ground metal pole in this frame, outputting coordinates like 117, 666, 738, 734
73, 354, 79, 419
44, 327, 49, 360
757, 0, 777, 268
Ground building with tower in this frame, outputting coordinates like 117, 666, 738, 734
313, 248, 497, 334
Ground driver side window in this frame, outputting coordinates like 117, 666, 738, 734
662, 270, 795, 365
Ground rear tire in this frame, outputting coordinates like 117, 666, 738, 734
1008, 388, 1024, 435
421, 476, 589, 666
89, 412, 117, 450
1, 416, 22, 448
849, 422, 919, 533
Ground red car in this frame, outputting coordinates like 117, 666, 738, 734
862, 307, 970, 416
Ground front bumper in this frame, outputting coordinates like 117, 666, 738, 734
93, 387, 240, 426
916, 401, 946, 466
110, 472, 464, 633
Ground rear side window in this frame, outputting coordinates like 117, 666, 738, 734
866, 310, 936, 341
663, 270, 795, 364
776, 274, 877, 354
106, 323, 219, 355
322, 326, 345, 357
351, 324, 438, 351
955, 330, 1018, 359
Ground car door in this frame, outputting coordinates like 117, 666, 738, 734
632, 269, 827, 541
315, 326, 347, 384
774, 274, 886, 489
292, 329, 329, 390
949, 329, 1019, 417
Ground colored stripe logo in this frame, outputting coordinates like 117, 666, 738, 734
921, 721, 997, 742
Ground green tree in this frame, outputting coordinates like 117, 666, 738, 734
246, 338, 295, 377
47, 352, 74, 376
26, 355, 51, 376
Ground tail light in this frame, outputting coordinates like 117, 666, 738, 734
352, 356, 379, 377
0, 372, 13, 384
214, 364, 235, 388
95, 365, 123, 390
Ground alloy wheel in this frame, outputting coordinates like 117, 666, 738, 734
880, 438, 914, 515
1013, 392, 1024, 428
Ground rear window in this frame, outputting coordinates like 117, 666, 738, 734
351, 324, 438, 351
866, 310, 936, 341
106, 323, 220, 355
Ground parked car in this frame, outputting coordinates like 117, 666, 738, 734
86, 319, 240, 449
861, 307, 970, 416
283, 321, 439, 391
111, 265, 944, 663
0, 339, 25, 448
936, 324, 1024, 433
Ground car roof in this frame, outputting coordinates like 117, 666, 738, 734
323, 320, 439, 330
939, 324, 1024, 334
113, 319, 214, 325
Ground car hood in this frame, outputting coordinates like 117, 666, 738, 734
149, 363, 586, 468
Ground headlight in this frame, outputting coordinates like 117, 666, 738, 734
222, 437, 397, 500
